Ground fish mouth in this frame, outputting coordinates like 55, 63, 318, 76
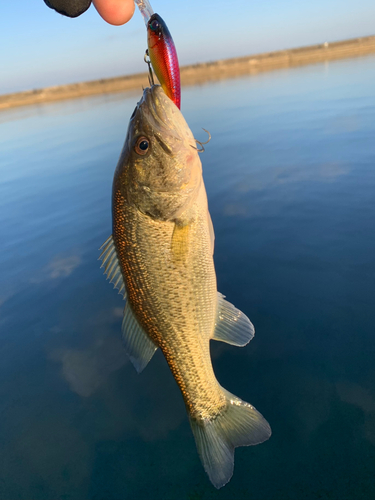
143, 85, 171, 126
141, 86, 181, 141
133, 85, 196, 156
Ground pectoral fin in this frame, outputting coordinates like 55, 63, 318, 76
122, 301, 158, 373
171, 223, 190, 262
212, 293, 255, 347
99, 235, 126, 298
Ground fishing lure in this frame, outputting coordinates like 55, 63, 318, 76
135, 0, 181, 109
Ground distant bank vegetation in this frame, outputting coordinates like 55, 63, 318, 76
1, 35, 375, 110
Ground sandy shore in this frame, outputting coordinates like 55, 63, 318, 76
1, 35, 375, 111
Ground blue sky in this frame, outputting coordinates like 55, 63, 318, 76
1, 0, 375, 94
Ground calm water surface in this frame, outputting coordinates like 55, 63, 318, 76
1, 56, 375, 499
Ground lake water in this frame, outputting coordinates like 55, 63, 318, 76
1, 55, 375, 499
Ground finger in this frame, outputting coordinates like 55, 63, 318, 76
92, 0, 135, 26
44, 0, 92, 17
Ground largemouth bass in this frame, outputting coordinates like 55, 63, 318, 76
100, 85, 271, 488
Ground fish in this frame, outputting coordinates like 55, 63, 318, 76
147, 13, 181, 109
99, 85, 271, 488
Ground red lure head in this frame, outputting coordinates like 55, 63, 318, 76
147, 13, 181, 109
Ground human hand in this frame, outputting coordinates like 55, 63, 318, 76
44, 0, 135, 25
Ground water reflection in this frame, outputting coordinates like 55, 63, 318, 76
31, 255, 82, 283
51, 325, 126, 398
0, 55, 375, 499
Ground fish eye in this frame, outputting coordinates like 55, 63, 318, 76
134, 137, 150, 155
149, 19, 160, 31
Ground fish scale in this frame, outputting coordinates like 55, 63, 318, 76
114, 185, 225, 419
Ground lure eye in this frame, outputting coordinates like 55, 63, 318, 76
134, 137, 150, 155
149, 19, 160, 32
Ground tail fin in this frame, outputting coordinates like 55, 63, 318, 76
189, 388, 271, 489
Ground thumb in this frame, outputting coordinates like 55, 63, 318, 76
92, 0, 135, 26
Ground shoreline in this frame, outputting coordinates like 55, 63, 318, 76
1, 35, 375, 111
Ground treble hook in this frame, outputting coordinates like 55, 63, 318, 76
199, 128, 212, 145
144, 49, 155, 87
191, 128, 212, 153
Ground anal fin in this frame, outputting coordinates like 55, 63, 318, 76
212, 293, 255, 347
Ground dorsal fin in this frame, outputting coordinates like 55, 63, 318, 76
212, 293, 255, 347
122, 301, 158, 373
99, 235, 126, 298
207, 211, 215, 255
